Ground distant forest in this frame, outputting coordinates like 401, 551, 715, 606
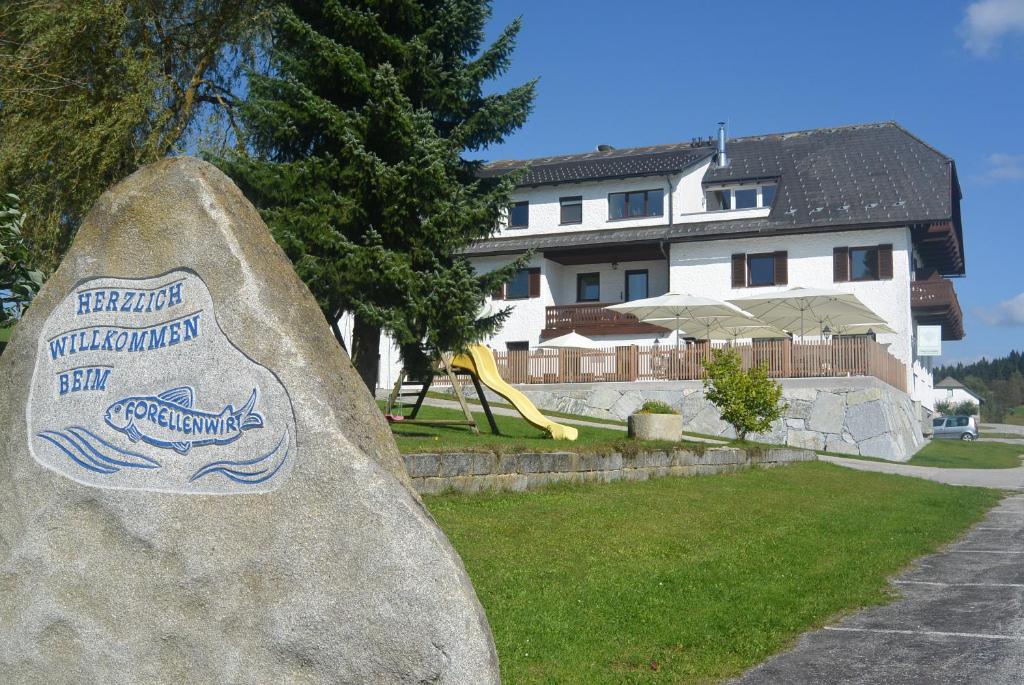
934, 350, 1024, 422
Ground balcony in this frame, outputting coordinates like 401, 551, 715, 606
542, 303, 667, 338
491, 338, 907, 392
911, 277, 964, 340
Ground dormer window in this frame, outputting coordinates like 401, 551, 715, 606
705, 183, 777, 212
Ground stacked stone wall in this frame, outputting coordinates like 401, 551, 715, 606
406, 446, 815, 494
449, 377, 924, 461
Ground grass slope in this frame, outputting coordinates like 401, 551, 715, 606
831, 439, 1024, 469
1005, 406, 1024, 426
428, 463, 999, 683
384, 403, 693, 454
907, 439, 1023, 469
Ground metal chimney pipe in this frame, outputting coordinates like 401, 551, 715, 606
717, 121, 728, 168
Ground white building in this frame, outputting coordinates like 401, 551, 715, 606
931, 377, 984, 411
372, 122, 966, 405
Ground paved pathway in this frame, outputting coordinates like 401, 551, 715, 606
982, 423, 1024, 436
734, 493, 1024, 684
819, 455, 1024, 490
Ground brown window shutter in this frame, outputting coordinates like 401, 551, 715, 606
528, 268, 541, 298
731, 253, 747, 288
878, 244, 893, 280
833, 247, 849, 282
773, 251, 788, 285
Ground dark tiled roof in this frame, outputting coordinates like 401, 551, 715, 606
467, 123, 963, 271
481, 144, 715, 186
705, 123, 953, 229
935, 376, 966, 389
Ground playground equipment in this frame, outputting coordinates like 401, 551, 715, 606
450, 346, 578, 441
386, 345, 578, 441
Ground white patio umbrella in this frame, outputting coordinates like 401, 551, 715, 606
823, 322, 896, 336
608, 292, 755, 374
702, 322, 791, 342
536, 331, 602, 350
644, 318, 787, 341
729, 287, 885, 339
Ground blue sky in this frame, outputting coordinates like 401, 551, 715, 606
480, 0, 1024, 365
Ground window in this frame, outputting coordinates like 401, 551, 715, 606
560, 196, 583, 224
506, 341, 529, 352
625, 270, 648, 301
849, 246, 879, 281
509, 201, 529, 228
747, 253, 777, 287
932, 418, 945, 428
505, 269, 531, 299
833, 244, 892, 282
734, 188, 758, 209
707, 189, 732, 211
705, 183, 777, 212
576, 272, 600, 302
608, 189, 663, 219
732, 252, 788, 288
496, 268, 540, 300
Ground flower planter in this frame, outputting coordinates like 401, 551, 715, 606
628, 413, 683, 442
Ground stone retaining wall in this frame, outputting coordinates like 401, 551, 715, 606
447, 376, 925, 461
405, 446, 815, 494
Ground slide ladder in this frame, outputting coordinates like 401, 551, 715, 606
450, 345, 578, 441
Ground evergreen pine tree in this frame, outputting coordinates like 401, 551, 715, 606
212, 1, 536, 390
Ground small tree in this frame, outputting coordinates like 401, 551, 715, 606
702, 348, 786, 442
0, 194, 44, 326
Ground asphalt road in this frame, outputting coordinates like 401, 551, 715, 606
733, 494, 1024, 684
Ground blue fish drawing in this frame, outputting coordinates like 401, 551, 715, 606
104, 386, 264, 455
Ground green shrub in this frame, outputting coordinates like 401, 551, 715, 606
635, 400, 678, 415
1, 194, 44, 326
935, 400, 979, 417
703, 348, 787, 441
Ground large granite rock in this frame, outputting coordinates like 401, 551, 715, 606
0, 158, 498, 683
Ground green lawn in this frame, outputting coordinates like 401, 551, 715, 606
427, 462, 999, 683
829, 439, 1024, 469
383, 402, 694, 454
907, 439, 1023, 469
1005, 406, 1024, 426
984, 432, 1024, 440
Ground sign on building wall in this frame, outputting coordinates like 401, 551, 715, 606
917, 325, 942, 357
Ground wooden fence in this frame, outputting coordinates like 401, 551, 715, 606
487, 338, 906, 392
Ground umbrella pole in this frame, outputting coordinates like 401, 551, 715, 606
674, 315, 680, 380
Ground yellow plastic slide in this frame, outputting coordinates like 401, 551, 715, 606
450, 345, 578, 441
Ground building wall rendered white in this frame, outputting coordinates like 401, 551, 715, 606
549, 259, 668, 305
335, 311, 404, 392
932, 386, 983, 408
495, 159, 769, 238
912, 359, 936, 411
668, 226, 916, 389
472, 253, 551, 349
